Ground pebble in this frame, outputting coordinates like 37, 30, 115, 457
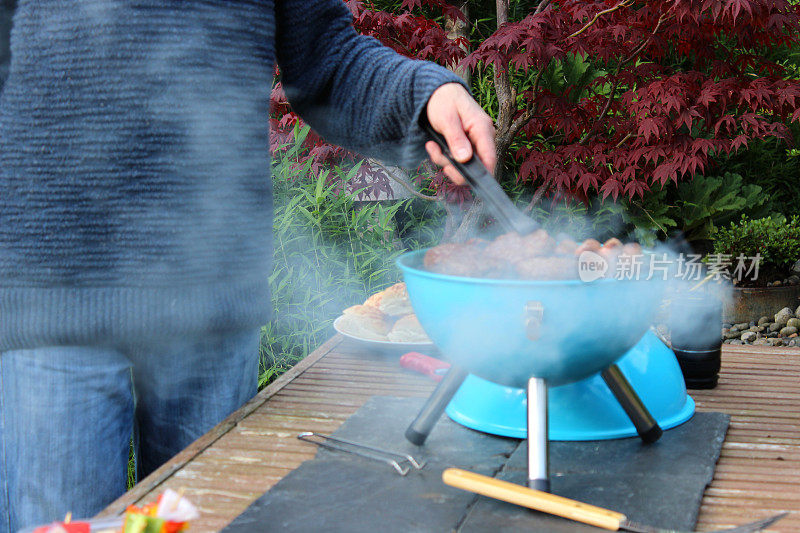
741, 331, 757, 342
721, 305, 800, 346
774, 307, 793, 326
793, 259, 800, 273
789, 275, 800, 285
774, 280, 783, 286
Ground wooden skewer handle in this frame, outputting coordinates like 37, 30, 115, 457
442, 468, 626, 531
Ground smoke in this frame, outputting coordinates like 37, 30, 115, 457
396, 196, 732, 388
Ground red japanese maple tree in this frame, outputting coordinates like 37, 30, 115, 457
470, 0, 800, 203
272, 0, 800, 210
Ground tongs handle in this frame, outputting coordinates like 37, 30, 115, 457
421, 117, 537, 235
443, 468, 627, 531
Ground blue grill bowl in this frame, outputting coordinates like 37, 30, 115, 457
445, 330, 695, 440
397, 250, 666, 389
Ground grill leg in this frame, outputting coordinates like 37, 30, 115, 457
601, 364, 662, 444
527, 376, 549, 492
404, 366, 469, 446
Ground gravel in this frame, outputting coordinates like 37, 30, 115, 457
713, 303, 800, 347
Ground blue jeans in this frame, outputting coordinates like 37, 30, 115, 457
0, 329, 259, 533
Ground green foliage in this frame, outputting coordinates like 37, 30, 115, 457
127, 440, 136, 490
623, 173, 775, 248
539, 53, 607, 105
712, 215, 800, 284
712, 134, 800, 218
260, 131, 444, 387
261, 167, 399, 386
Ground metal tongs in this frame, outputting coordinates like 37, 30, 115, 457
421, 119, 538, 235
298, 432, 426, 476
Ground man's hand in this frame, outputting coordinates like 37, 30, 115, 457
425, 83, 496, 185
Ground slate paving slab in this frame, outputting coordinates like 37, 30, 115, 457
222, 458, 475, 533
460, 412, 730, 532
313, 396, 519, 472
223, 397, 729, 533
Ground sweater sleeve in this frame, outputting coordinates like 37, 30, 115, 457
275, 0, 467, 168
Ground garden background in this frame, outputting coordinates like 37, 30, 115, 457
260, 0, 800, 387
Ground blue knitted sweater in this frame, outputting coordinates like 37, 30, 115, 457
0, 0, 462, 350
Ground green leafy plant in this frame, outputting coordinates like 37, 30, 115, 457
623, 173, 775, 249
714, 134, 800, 217
260, 137, 443, 388
712, 215, 800, 286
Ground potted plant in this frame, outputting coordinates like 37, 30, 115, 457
712, 215, 800, 323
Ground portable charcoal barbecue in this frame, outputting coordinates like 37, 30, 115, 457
402, 121, 668, 491
398, 251, 667, 490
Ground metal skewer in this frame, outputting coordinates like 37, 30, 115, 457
298, 432, 426, 476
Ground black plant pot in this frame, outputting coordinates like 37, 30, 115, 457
669, 296, 723, 390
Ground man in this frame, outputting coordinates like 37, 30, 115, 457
0, 1, 495, 531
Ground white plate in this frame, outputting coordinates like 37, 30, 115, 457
333, 315, 435, 354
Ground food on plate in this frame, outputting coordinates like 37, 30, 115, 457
337, 283, 432, 344
337, 304, 392, 341
387, 314, 431, 343
364, 282, 414, 316
423, 230, 643, 280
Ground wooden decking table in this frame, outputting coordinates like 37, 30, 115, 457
99, 339, 800, 532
